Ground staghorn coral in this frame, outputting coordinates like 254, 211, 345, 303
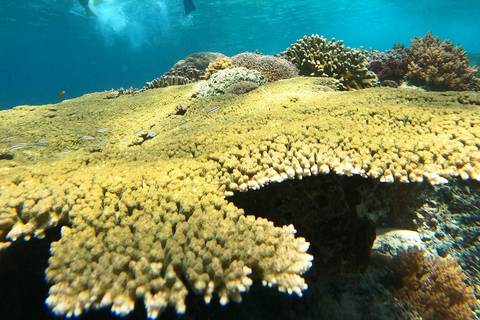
405, 31, 479, 91
1, 77, 480, 318
393, 247, 477, 320
195, 67, 266, 97
205, 57, 235, 80
280, 34, 377, 90
231, 52, 299, 82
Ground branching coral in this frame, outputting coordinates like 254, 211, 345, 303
205, 57, 235, 80
367, 59, 408, 84
146, 66, 205, 89
231, 52, 298, 82
1, 77, 480, 318
279, 34, 377, 90
405, 31, 479, 91
393, 247, 477, 320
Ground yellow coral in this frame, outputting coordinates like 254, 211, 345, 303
0, 77, 480, 317
204, 57, 235, 79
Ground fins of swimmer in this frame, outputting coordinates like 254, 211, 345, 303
183, 0, 196, 15
78, 0, 103, 17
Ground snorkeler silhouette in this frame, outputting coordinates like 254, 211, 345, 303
78, 0, 102, 16
78, 0, 195, 16
183, 0, 195, 14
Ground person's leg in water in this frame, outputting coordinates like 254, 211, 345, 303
78, 0, 103, 16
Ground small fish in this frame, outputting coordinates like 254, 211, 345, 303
33, 143, 47, 147
123, 138, 131, 143
146, 131, 157, 138
6, 145, 23, 151
58, 91, 65, 99
133, 129, 144, 135
96, 128, 108, 133
3, 137, 16, 141
36, 139, 48, 144
98, 140, 107, 144
179, 121, 188, 126
81, 136, 94, 140
75, 129, 79, 137
207, 107, 219, 114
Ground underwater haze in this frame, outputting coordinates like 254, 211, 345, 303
0, 0, 479, 110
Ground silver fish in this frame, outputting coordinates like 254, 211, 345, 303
207, 107, 219, 114
6, 145, 23, 151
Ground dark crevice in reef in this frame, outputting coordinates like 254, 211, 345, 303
229, 174, 427, 280
0, 226, 62, 320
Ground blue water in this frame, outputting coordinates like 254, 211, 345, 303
0, 0, 479, 110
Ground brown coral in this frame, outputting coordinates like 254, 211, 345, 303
405, 31, 479, 91
231, 52, 299, 82
205, 57, 235, 80
394, 247, 477, 320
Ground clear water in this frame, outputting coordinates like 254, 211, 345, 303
0, 0, 479, 110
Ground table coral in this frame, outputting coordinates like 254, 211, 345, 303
0, 77, 480, 318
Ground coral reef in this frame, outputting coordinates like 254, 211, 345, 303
393, 247, 476, 320
1, 77, 480, 318
367, 59, 408, 84
231, 52, 298, 82
279, 34, 377, 90
225, 81, 259, 95
405, 31, 479, 91
195, 67, 266, 97
204, 57, 235, 80
411, 179, 480, 297
169, 52, 226, 72
146, 66, 205, 89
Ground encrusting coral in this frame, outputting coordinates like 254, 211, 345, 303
195, 67, 267, 97
225, 81, 259, 95
279, 34, 378, 90
231, 52, 299, 82
0, 77, 480, 318
405, 31, 479, 91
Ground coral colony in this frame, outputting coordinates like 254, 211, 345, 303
0, 32, 479, 319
